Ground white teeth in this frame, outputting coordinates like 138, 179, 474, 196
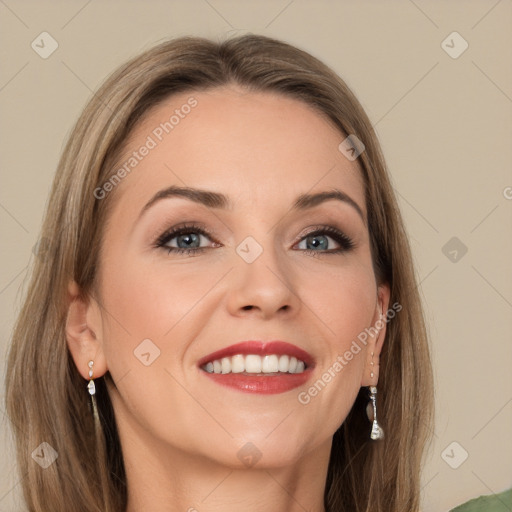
278, 355, 289, 372
221, 357, 231, 374
262, 355, 279, 373
202, 354, 307, 375
245, 354, 262, 373
231, 354, 245, 373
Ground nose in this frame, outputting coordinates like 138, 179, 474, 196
225, 242, 301, 320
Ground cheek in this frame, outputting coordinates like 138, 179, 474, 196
295, 261, 376, 419
95, 253, 221, 441
99, 252, 218, 336
96, 249, 226, 390
305, 258, 377, 346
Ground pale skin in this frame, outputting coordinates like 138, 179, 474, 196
66, 86, 390, 512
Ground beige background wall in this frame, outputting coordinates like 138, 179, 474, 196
1, 1, 511, 511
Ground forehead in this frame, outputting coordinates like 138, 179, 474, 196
108, 86, 366, 218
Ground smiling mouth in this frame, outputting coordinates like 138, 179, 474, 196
201, 354, 307, 375
198, 341, 315, 394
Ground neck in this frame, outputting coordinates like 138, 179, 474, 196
124, 453, 329, 512
116, 410, 330, 512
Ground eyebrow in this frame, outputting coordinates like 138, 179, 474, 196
138, 185, 365, 223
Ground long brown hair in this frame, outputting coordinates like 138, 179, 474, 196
5, 34, 434, 512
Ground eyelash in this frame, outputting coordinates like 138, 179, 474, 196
154, 222, 355, 257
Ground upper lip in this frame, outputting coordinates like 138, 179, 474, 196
197, 341, 316, 369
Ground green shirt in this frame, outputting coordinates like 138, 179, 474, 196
450, 487, 512, 512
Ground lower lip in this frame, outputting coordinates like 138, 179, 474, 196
200, 368, 314, 394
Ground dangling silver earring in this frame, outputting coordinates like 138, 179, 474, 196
367, 385, 384, 440
87, 360, 100, 421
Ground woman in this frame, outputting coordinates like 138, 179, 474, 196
5, 34, 434, 511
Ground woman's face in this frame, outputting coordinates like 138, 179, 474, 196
87, 86, 389, 469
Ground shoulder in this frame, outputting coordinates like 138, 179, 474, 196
449, 487, 512, 512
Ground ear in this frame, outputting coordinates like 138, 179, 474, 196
360, 282, 391, 387
65, 280, 108, 380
